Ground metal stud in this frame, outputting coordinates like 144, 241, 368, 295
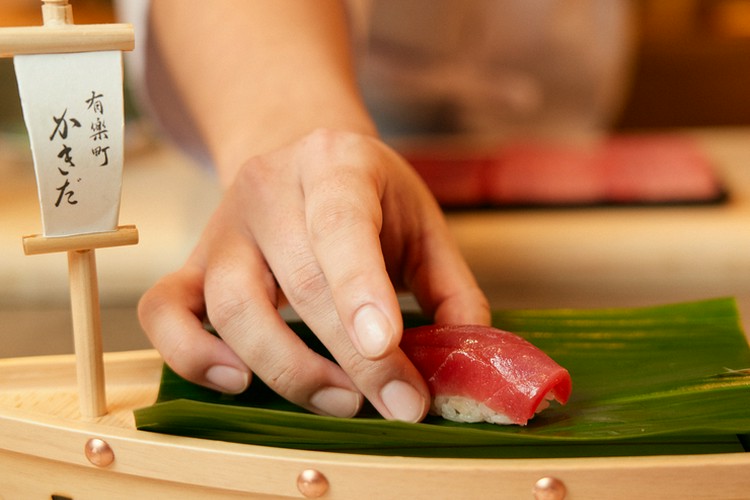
84, 438, 115, 468
533, 476, 567, 500
297, 468, 329, 498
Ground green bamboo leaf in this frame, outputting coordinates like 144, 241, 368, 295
135, 297, 750, 457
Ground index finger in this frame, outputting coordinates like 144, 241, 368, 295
302, 147, 402, 361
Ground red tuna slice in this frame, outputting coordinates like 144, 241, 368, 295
401, 324, 571, 425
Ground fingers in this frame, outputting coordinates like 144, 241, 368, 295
324, 328, 430, 422
202, 228, 365, 418
375, 147, 492, 327
406, 215, 492, 327
268, 235, 429, 422
197, 220, 427, 421
243, 130, 405, 362
137, 265, 251, 394
265, 246, 429, 422
138, 130, 487, 425
231, 139, 430, 420
303, 161, 402, 360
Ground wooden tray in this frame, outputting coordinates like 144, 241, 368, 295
1, 350, 749, 499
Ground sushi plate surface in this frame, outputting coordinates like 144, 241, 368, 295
1, 349, 749, 500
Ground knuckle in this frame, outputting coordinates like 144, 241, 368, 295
301, 127, 358, 155
282, 260, 328, 308
334, 346, 376, 377
207, 292, 255, 333
161, 335, 201, 379
264, 358, 307, 397
136, 287, 163, 324
308, 199, 361, 244
137, 279, 179, 329
304, 127, 337, 148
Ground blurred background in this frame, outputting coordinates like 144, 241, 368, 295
618, 1, 750, 129
4, 0, 750, 137
3, 0, 750, 357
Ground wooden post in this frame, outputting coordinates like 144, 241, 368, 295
41, 0, 74, 26
1, 1, 137, 419
68, 249, 107, 418
0, 0, 133, 59
23, 227, 139, 418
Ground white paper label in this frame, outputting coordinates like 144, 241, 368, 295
14, 51, 124, 237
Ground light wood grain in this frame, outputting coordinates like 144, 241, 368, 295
68, 248, 106, 418
0, 350, 161, 427
0, 23, 134, 57
22, 225, 139, 255
41, 0, 74, 27
21, 226, 139, 418
1, 351, 749, 499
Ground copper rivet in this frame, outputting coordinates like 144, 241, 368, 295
533, 476, 567, 500
84, 438, 115, 468
297, 469, 329, 498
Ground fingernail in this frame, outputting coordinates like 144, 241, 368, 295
310, 387, 362, 418
353, 304, 394, 358
205, 365, 249, 394
380, 380, 426, 423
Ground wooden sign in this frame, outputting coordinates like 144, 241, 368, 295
0, 0, 137, 418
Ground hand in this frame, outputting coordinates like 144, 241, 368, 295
138, 128, 490, 421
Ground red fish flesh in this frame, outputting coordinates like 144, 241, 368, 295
401, 324, 572, 425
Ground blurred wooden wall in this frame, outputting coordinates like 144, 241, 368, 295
616, 0, 750, 129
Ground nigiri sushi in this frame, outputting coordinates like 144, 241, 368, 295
400, 324, 571, 426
